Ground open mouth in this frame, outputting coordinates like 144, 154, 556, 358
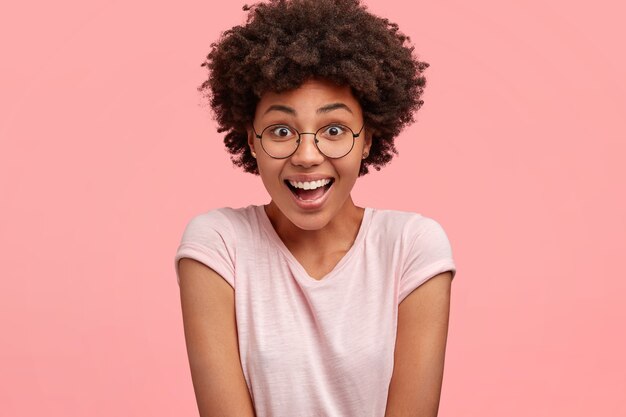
285, 178, 334, 201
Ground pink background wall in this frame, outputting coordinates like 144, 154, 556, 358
1, 0, 624, 415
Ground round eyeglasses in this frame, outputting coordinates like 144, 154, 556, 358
252, 123, 364, 159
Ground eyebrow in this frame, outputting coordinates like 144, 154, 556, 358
317, 102, 353, 114
263, 104, 296, 115
262, 102, 353, 116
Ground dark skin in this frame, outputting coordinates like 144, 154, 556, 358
201, 0, 429, 177
247, 79, 372, 280
385, 271, 453, 417
190, 1, 446, 412
248, 79, 452, 416
264, 198, 364, 280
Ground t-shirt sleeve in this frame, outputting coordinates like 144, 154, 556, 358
174, 209, 236, 288
398, 216, 457, 304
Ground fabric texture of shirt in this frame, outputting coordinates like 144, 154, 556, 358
174, 204, 457, 417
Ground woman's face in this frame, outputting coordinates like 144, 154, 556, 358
248, 78, 372, 231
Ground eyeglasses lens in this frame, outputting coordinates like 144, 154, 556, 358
260, 124, 354, 159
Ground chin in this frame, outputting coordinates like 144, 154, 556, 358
284, 210, 332, 231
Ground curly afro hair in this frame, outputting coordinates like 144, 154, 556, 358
198, 0, 429, 176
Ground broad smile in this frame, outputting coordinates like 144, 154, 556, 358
284, 178, 335, 209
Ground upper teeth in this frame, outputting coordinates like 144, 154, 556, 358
288, 178, 332, 190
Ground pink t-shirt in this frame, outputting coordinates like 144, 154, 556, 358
174, 204, 457, 417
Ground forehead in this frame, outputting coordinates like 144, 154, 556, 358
255, 79, 362, 117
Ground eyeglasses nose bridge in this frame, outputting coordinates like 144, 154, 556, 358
295, 131, 320, 145
292, 131, 323, 159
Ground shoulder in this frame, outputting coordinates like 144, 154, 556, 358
180, 205, 261, 245
175, 205, 262, 287
369, 207, 454, 260
369, 207, 442, 240
383, 209, 456, 301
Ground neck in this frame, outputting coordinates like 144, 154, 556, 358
264, 196, 365, 253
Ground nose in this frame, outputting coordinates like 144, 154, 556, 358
289, 132, 325, 167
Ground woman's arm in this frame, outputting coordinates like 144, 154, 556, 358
178, 258, 256, 417
384, 271, 453, 417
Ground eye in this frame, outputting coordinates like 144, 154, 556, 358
324, 125, 345, 136
267, 125, 296, 139
318, 124, 351, 141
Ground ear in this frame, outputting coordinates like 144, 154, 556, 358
246, 126, 257, 157
363, 129, 373, 157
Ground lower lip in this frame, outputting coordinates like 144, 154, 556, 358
286, 181, 334, 210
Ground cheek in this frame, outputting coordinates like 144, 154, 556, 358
338, 155, 364, 177
257, 159, 285, 188
333, 160, 362, 191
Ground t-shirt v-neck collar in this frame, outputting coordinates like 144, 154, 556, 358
256, 204, 373, 285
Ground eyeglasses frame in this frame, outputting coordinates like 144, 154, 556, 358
252, 122, 365, 159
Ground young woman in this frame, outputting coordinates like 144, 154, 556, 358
175, 1, 457, 416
